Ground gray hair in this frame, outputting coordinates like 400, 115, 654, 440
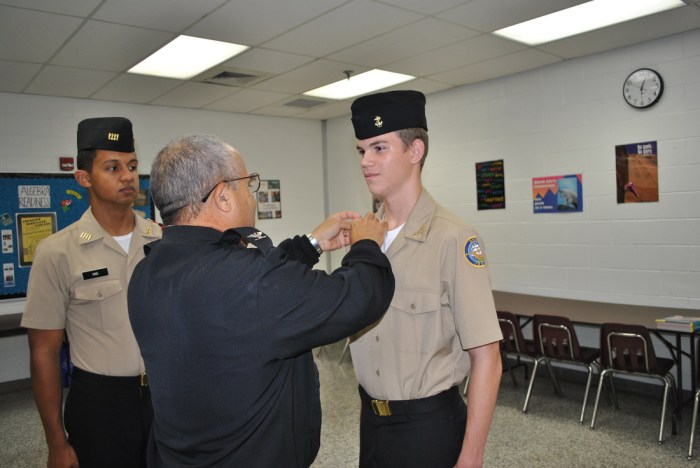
151, 134, 241, 225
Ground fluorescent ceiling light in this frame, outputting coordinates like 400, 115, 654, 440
493, 0, 686, 46
303, 69, 415, 100
128, 35, 249, 80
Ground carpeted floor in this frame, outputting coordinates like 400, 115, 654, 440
1, 340, 698, 467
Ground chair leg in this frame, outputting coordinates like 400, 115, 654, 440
658, 380, 670, 444
579, 364, 594, 425
689, 390, 700, 460
502, 353, 518, 387
522, 357, 542, 413
608, 373, 619, 410
338, 337, 350, 365
590, 369, 611, 430
542, 358, 563, 396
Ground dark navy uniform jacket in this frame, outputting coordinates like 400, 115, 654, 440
128, 225, 394, 468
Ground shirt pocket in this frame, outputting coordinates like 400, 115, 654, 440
72, 279, 125, 330
390, 290, 441, 354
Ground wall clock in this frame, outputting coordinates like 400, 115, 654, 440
623, 68, 664, 109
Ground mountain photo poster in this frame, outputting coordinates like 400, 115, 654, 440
532, 174, 583, 213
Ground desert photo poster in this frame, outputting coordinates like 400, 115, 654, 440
615, 141, 659, 203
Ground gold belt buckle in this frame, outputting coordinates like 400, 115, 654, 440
139, 373, 148, 387
371, 399, 392, 416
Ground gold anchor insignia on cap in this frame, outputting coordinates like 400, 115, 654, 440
374, 116, 383, 128
107, 132, 119, 141
79, 231, 93, 241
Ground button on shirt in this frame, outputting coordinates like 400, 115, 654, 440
350, 190, 502, 401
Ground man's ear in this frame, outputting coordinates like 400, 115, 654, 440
74, 170, 91, 188
212, 184, 233, 212
409, 139, 425, 165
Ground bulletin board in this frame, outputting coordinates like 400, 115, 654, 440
0, 173, 154, 299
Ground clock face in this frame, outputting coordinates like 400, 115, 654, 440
623, 68, 664, 109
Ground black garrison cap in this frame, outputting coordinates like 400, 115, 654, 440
350, 90, 427, 139
77, 117, 134, 153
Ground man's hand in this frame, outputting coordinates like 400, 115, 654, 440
350, 212, 387, 248
47, 440, 79, 468
310, 210, 361, 252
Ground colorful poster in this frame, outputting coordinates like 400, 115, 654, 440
257, 180, 282, 219
476, 159, 505, 210
532, 174, 583, 213
615, 141, 659, 203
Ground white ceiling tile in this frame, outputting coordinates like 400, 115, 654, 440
222, 48, 315, 74
293, 100, 355, 120
150, 81, 236, 108
254, 59, 368, 95
204, 88, 290, 113
428, 49, 562, 85
0, 6, 83, 62
251, 105, 306, 118
538, 7, 700, 59
24, 65, 117, 98
327, 17, 479, 68
262, 0, 422, 57
380, 78, 454, 96
0, 0, 101, 16
437, 0, 587, 33
376, 0, 469, 15
51, 20, 174, 71
386, 34, 527, 77
185, 0, 347, 46
93, 0, 227, 32
0, 60, 41, 92
1, 0, 699, 120
90, 73, 182, 103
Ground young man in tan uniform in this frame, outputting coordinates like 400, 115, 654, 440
22, 117, 161, 468
349, 91, 503, 468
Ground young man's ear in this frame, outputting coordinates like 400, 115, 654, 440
409, 139, 425, 165
74, 170, 91, 188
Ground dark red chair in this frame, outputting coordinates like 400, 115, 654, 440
523, 314, 601, 424
497, 310, 537, 387
590, 322, 676, 444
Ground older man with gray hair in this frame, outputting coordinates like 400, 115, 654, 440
128, 134, 395, 467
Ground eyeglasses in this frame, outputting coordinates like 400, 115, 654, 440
201, 172, 260, 203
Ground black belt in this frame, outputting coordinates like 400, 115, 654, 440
359, 385, 460, 417
72, 367, 148, 388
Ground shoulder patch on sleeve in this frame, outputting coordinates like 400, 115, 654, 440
463, 236, 486, 267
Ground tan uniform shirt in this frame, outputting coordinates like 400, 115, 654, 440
22, 208, 161, 376
350, 190, 502, 400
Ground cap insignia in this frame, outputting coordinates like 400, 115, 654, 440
107, 132, 119, 141
374, 115, 383, 128
464, 236, 486, 268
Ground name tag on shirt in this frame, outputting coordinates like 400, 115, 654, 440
82, 268, 108, 280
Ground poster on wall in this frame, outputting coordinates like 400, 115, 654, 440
532, 174, 583, 213
257, 179, 282, 219
615, 141, 659, 203
475, 159, 505, 210
0, 173, 154, 299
